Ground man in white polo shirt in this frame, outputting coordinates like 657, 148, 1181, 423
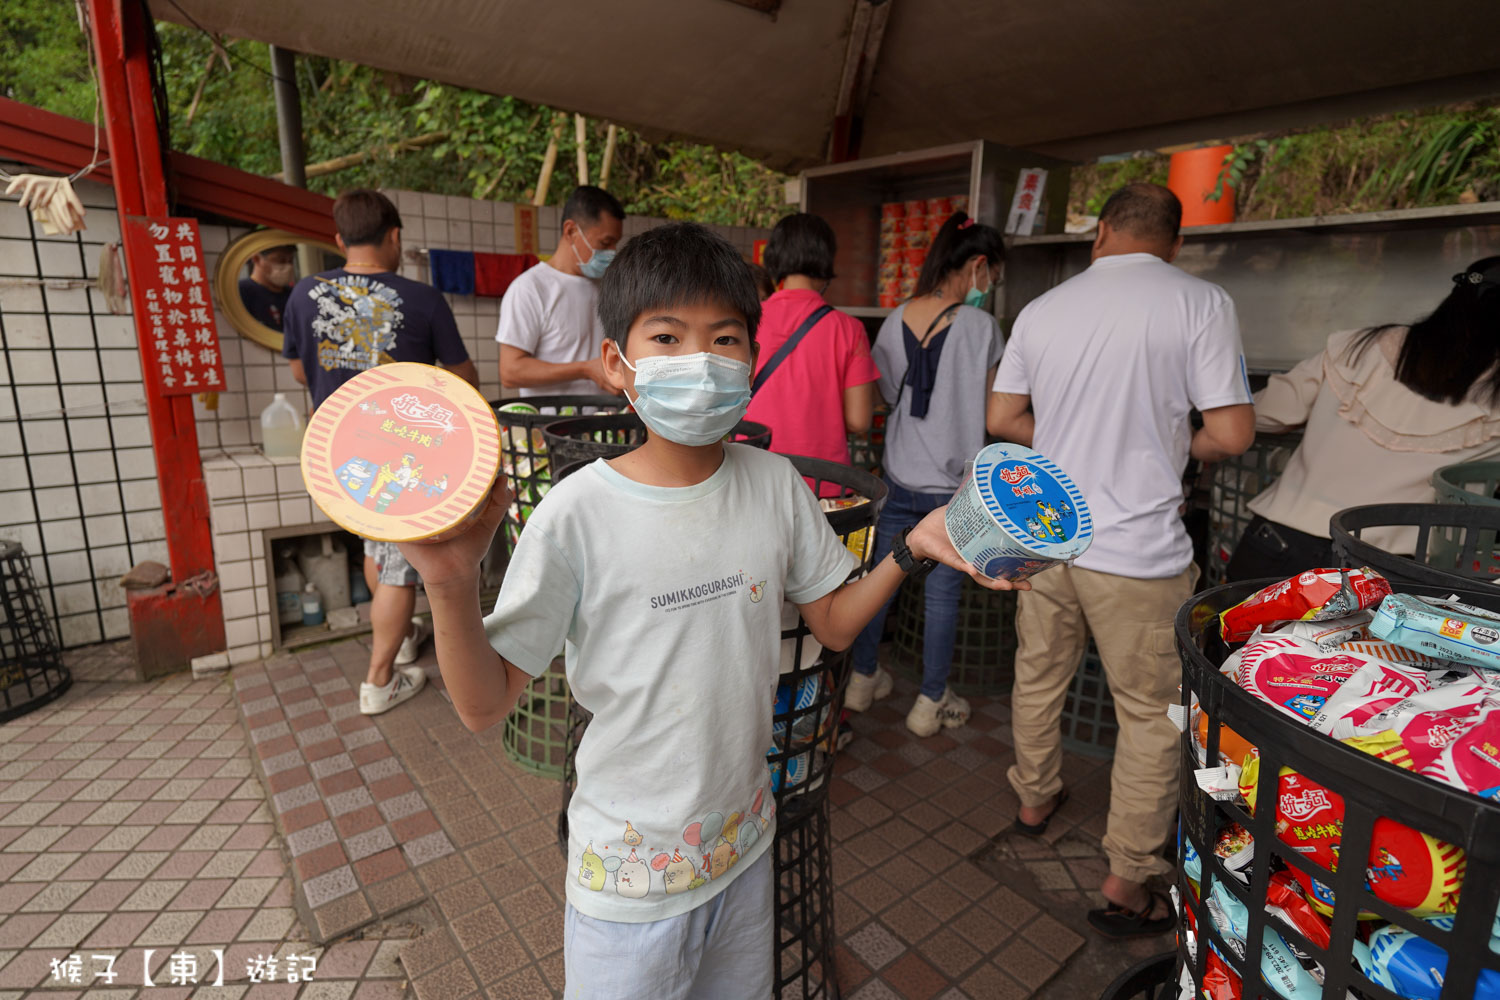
988, 183, 1255, 937
496, 185, 625, 396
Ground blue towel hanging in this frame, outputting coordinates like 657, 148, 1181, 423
428, 249, 476, 295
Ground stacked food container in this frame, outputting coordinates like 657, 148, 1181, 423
878, 195, 967, 308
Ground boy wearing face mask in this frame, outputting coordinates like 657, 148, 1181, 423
239, 244, 297, 330
398, 223, 1024, 999
496, 185, 626, 397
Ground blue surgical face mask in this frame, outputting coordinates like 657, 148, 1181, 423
964, 264, 993, 310
616, 348, 752, 446
573, 228, 615, 280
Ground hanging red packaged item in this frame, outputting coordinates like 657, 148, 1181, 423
1220, 568, 1392, 643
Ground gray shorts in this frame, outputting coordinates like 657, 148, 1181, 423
363, 540, 420, 587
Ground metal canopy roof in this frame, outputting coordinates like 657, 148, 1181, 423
153, 0, 1500, 169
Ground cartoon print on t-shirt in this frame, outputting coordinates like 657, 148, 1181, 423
578, 843, 607, 892
577, 789, 772, 900
749, 581, 766, 603
308, 275, 402, 373
653, 849, 703, 894
613, 850, 649, 898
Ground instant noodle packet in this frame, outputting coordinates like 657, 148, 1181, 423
1341, 680, 1494, 767
1221, 568, 1392, 643
1355, 915, 1500, 1000
1234, 636, 1377, 723
1305, 658, 1435, 735
1420, 702, 1500, 800
1239, 749, 1464, 917
1371, 593, 1500, 671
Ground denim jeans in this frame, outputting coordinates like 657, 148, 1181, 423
851, 478, 963, 700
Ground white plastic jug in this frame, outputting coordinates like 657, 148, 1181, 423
275, 549, 304, 627
301, 583, 324, 626
261, 393, 305, 458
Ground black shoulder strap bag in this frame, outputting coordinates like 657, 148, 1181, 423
751, 304, 834, 395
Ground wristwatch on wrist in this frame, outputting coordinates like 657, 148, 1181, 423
892, 526, 937, 581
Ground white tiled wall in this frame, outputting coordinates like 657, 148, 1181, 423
1, 164, 769, 655
0, 169, 168, 647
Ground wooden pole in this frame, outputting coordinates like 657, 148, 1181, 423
574, 113, 588, 186
600, 124, 618, 189
272, 131, 449, 182
534, 115, 563, 206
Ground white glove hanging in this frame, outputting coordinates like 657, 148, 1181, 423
5, 173, 87, 237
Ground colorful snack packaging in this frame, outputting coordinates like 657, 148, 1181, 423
1221, 568, 1392, 643
1261, 612, 1373, 650
1264, 872, 1330, 952
1371, 593, 1500, 671
1344, 680, 1493, 768
1239, 751, 1464, 917
1306, 657, 1434, 735
1181, 824, 1255, 885
1355, 915, 1500, 1000
1338, 637, 1452, 668
1233, 636, 1372, 723
1420, 702, 1500, 800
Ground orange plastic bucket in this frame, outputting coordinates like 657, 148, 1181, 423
1167, 145, 1235, 227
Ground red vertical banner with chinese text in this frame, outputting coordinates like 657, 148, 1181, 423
122, 217, 228, 395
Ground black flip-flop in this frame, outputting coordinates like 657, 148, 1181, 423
1013, 787, 1069, 836
1086, 890, 1174, 939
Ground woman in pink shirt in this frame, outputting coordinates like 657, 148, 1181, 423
745, 214, 880, 474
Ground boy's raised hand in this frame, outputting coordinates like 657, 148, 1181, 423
906, 505, 1032, 591
395, 478, 514, 593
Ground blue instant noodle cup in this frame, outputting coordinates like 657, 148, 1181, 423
944, 443, 1092, 582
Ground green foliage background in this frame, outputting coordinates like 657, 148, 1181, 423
1070, 102, 1500, 221
1, 1, 791, 226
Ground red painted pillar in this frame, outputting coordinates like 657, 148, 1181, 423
87, 0, 225, 662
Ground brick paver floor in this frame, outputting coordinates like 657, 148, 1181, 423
252, 635, 1171, 999
0, 643, 416, 998
3, 631, 1173, 1000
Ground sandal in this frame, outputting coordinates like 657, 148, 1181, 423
1013, 787, 1069, 836
1086, 890, 1174, 939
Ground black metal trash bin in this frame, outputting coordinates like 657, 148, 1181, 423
540, 412, 773, 469
0, 542, 70, 724
493, 394, 626, 556
1175, 578, 1500, 1000
1331, 501, 1500, 590
557, 456, 885, 1000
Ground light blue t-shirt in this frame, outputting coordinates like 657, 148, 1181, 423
484, 444, 857, 923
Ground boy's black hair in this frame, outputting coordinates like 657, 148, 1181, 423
563, 185, 626, 229
763, 212, 837, 284
598, 222, 762, 347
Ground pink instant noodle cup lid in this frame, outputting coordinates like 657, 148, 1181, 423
301, 362, 501, 542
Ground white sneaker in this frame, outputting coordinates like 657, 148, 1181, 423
360, 667, 427, 715
394, 617, 432, 666
906, 687, 971, 737
844, 667, 893, 712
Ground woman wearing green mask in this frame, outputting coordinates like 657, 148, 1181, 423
847, 211, 1007, 737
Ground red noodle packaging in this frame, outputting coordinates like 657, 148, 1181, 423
1178, 569, 1500, 994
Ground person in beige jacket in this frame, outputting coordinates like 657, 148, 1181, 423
1228, 256, 1500, 581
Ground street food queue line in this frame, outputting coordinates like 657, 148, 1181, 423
282, 182, 1500, 998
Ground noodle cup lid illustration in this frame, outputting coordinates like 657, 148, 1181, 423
944, 443, 1091, 580
301, 362, 501, 542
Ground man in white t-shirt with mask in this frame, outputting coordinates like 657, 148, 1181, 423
496, 185, 625, 396
988, 183, 1255, 938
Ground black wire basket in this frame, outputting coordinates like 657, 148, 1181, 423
493, 394, 625, 555
1098, 952, 1177, 1000
539, 413, 772, 468
0, 542, 70, 724
1176, 579, 1500, 1000
1331, 502, 1500, 590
